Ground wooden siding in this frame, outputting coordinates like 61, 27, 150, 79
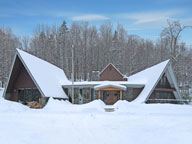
99, 64, 126, 81
132, 88, 143, 101
5, 56, 39, 101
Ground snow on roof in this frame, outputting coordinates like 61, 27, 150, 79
64, 81, 145, 88
129, 60, 170, 103
17, 49, 70, 98
94, 82, 127, 90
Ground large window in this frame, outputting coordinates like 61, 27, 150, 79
18, 89, 24, 103
154, 91, 173, 99
18, 88, 40, 104
157, 74, 171, 88
83, 88, 91, 103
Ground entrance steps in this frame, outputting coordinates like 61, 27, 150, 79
104, 106, 115, 112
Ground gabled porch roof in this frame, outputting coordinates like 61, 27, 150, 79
94, 83, 127, 91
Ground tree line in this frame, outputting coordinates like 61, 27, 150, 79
0, 20, 192, 98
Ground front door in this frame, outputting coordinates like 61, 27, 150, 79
106, 91, 117, 105
102, 90, 119, 105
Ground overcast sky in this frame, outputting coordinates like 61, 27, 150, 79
0, 0, 192, 45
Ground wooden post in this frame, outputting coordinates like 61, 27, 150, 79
98, 90, 101, 99
120, 90, 122, 100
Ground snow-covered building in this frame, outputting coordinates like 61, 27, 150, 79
3, 49, 182, 108
3, 49, 70, 108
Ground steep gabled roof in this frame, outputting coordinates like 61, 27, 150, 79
129, 60, 181, 103
4, 49, 70, 98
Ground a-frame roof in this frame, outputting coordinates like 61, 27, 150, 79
4, 49, 70, 98
128, 59, 181, 103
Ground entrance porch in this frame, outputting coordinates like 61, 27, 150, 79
94, 83, 127, 105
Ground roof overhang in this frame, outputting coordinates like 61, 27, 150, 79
62, 81, 144, 89
94, 83, 127, 91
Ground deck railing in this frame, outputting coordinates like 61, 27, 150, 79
147, 99, 190, 104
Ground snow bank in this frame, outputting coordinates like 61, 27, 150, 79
0, 88, 30, 112
0, 91, 30, 113
43, 98, 106, 113
43, 97, 71, 112
113, 99, 192, 115
113, 100, 130, 111
0, 99, 30, 112
0, 88, 4, 97
80, 99, 106, 112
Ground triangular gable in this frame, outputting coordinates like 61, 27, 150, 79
4, 49, 70, 99
99, 63, 126, 81
4, 55, 39, 100
5, 55, 37, 93
163, 63, 181, 100
129, 60, 181, 103
144, 61, 181, 102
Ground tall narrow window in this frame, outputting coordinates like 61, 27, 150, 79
18, 89, 24, 103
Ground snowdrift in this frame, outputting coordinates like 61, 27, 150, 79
43, 98, 106, 113
0, 90, 30, 112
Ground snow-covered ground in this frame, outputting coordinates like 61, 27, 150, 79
1, 88, 192, 144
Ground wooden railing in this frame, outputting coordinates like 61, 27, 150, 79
147, 99, 189, 104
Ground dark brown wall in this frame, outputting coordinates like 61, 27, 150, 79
11, 66, 37, 101
99, 64, 126, 81
132, 88, 143, 100
14, 66, 36, 89
6, 56, 38, 101
6, 56, 22, 93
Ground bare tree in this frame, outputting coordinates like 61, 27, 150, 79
161, 20, 192, 59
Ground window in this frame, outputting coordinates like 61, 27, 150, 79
18, 88, 40, 104
91, 88, 94, 100
154, 91, 173, 99
74, 88, 79, 99
102, 91, 109, 103
83, 88, 90, 99
32, 89, 40, 101
25, 89, 33, 102
115, 91, 120, 100
157, 74, 171, 88
18, 89, 24, 103
79, 88, 83, 104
